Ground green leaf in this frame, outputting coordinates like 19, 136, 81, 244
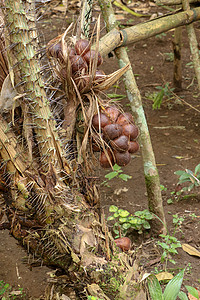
107, 93, 126, 100
134, 211, 142, 217
167, 199, 173, 204
163, 268, 185, 300
0, 283, 9, 296
152, 89, 165, 110
119, 217, 128, 223
107, 216, 115, 221
122, 223, 131, 229
105, 171, 118, 180
118, 173, 132, 181
144, 212, 153, 220
174, 170, 186, 176
143, 221, 151, 229
147, 274, 163, 300
158, 242, 169, 250
169, 259, 176, 265
179, 173, 191, 182
113, 228, 119, 235
112, 164, 121, 171
118, 210, 130, 218
109, 205, 118, 213
113, 212, 119, 218
195, 163, 200, 175
188, 184, 195, 191
128, 218, 138, 224
185, 286, 199, 299
178, 291, 188, 300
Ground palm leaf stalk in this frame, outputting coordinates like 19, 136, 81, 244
99, 0, 167, 233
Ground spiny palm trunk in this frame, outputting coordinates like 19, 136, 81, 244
0, 1, 147, 298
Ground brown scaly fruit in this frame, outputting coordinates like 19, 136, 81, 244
103, 124, 122, 140
100, 150, 114, 168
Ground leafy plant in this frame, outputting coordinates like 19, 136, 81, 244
0, 281, 25, 299
172, 214, 184, 233
157, 234, 181, 269
0, 281, 10, 297
107, 205, 153, 237
101, 164, 132, 187
164, 52, 174, 62
174, 164, 200, 193
87, 296, 104, 300
147, 269, 200, 300
152, 83, 174, 110
147, 269, 185, 300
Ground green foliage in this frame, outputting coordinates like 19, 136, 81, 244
164, 52, 174, 62
145, 83, 174, 109
108, 205, 153, 237
157, 234, 181, 268
0, 281, 10, 296
153, 83, 174, 110
107, 93, 126, 101
148, 269, 200, 300
178, 285, 200, 300
174, 164, 200, 193
0, 281, 25, 299
147, 269, 185, 300
102, 164, 132, 187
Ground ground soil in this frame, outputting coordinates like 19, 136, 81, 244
0, 1, 200, 299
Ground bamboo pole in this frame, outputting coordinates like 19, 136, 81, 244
182, 0, 200, 91
98, 7, 200, 57
99, 0, 167, 233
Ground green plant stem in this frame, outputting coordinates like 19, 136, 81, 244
99, 0, 167, 233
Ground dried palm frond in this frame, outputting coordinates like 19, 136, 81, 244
0, 33, 8, 91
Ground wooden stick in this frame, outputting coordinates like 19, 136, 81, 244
182, 0, 200, 91
99, 7, 200, 57
99, 0, 167, 234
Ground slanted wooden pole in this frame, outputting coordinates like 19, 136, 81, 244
182, 0, 200, 91
99, 0, 167, 233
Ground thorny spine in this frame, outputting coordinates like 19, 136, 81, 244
2, 0, 65, 171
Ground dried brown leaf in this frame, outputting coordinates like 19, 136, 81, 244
156, 272, 173, 281
182, 244, 200, 257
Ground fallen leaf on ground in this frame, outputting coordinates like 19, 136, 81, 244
182, 244, 200, 257
156, 271, 173, 281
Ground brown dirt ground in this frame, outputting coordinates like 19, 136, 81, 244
0, 2, 200, 299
